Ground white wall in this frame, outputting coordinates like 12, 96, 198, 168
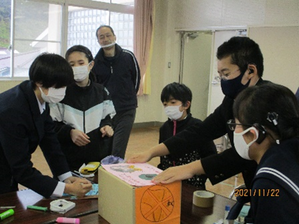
248, 26, 299, 92
0, 80, 22, 93
172, 0, 299, 28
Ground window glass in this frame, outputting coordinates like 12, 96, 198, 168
90, 0, 110, 3
13, 0, 62, 77
67, 6, 109, 57
67, 7, 133, 57
110, 12, 133, 51
13, 40, 61, 77
0, 0, 11, 77
6, 0, 134, 78
91, 0, 134, 5
111, 0, 134, 6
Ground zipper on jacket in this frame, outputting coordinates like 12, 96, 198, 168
110, 65, 113, 74
83, 111, 86, 133
82, 110, 87, 150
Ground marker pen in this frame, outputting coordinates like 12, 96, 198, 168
0, 209, 14, 221
56, 217, 80, 224
0, 206, 15, 210
27, 205, 48, 212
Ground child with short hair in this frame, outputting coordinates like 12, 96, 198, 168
50, 45, 115, 171
0, 53, 92, 197
158, 82, 217, 188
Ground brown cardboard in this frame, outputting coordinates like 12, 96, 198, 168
98, 166, 181, 224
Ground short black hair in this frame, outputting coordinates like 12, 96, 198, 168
65, 45, 94, 63
96, 25, 115, 38
217, 36, 264, 77
29, 53, 74, 89
161, 82, 192, 114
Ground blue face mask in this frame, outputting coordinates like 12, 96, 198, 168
221, 71, 250, 99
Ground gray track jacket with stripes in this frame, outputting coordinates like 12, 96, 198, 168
50, 81, 115, 170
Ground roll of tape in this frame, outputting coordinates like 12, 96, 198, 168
192, 190, 215, 208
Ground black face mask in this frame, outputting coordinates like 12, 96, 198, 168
220, 71, 250, 99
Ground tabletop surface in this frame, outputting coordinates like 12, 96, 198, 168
0, 181, 236, 224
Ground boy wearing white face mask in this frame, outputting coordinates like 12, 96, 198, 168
50, 45, 115, 171
158, 82, 217, 188
230, 83, 299, 223
0, 53, 93, 198
127, 37, 267, 190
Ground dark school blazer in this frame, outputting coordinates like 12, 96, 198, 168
0, 80, 70, 198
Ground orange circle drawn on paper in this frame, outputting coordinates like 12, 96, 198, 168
140, 185, 175, 222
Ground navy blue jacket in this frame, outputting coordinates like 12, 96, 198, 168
0, 81, 70, 198
158, 114, 217, 188
246, 138, 299, 223
92, 44, 140, 113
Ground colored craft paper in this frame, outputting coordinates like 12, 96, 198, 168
101, 163, 162, 186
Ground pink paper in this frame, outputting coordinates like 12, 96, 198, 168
101, 163, 162, 186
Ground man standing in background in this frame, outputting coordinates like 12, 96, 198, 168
93, 25, 140, 159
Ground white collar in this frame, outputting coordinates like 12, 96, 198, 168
35, 95, 46, 114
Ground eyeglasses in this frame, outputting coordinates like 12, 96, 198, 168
227, 119, 253, 131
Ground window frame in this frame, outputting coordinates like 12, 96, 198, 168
3, 0, 134, 80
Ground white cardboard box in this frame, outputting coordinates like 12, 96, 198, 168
98, 166, 181, 224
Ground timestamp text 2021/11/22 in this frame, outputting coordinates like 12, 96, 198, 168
234, 188, 279, 197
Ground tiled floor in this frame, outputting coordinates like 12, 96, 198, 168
29, 126, 244, 198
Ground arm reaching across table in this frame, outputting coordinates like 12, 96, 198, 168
126, 143, 170, 163
151, 160, 206, 184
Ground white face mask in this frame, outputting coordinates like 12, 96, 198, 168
39, 86, 66, 104
233, 127, 259, 160
101, 42, 116, 48
72, 64, 89, 82
164, 105, 183, 120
